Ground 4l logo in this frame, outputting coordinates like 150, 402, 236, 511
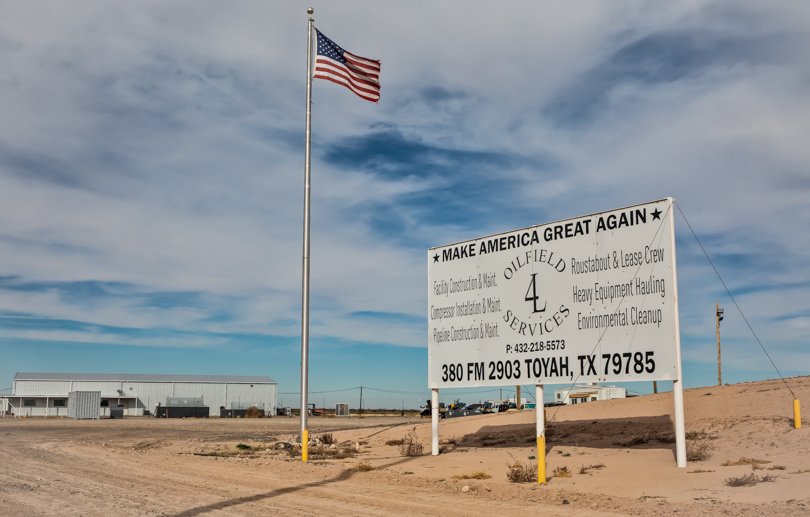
501, 248, 570, 337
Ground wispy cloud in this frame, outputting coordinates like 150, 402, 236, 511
1, 1, 809, 403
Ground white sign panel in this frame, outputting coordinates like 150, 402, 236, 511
428, 198, 679, 388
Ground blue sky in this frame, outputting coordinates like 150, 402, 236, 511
1, 1, 809, 408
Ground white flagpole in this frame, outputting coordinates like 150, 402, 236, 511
300, 7, 314, 461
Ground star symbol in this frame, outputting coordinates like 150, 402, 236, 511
433, 253, 440, 263
651, 208, 662, 220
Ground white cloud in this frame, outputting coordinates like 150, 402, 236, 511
1, 1, 809, 399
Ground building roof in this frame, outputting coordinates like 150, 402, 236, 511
13, 372, 276, 384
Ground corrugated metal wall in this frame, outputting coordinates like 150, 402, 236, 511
14, 379, 277, 417
68, 391, 101, 419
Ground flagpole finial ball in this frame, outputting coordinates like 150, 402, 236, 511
307, 8, 314, 14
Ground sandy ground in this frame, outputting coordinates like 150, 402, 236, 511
1, 376, 809, 516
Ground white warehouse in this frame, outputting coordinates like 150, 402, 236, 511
4, 372, 278, 418
554, 383, 626, 405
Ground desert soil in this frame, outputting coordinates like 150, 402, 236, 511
1, 376, 809, 516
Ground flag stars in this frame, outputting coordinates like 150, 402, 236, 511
312, 28, 381, 102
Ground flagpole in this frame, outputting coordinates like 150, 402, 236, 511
300, 7, 314, 461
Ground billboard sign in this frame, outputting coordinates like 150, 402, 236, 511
428, 198, 679, 388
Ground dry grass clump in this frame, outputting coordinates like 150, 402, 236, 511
724, 473, 776, 487
686, 439, 713, 461
579, 464, 605, 474
204, 443, 270, 457
398, 427, 424, 457
553, 466, 572, 478
685, 430, 716, 441
506, 454, 537, 483
688, 469, 715, 474
790, 469, 810, 474
721, 457, 771, 467
319, 433, 335, 445
685, 428, 715, 461
355, 461, 375, 471
285, 445, 357, 460
244, 406, 263, 418
385, 438, 405, 446
451, 471, 491, 480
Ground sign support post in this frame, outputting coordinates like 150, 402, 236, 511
670, 210, 687, 467
431, 388, 440, 455
536, 384, 546, 484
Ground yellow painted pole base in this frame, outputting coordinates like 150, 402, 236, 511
302, 429, 309, 461
537, 436, 546, 484
794, 399, 802, 429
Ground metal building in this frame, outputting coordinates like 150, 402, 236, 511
554, 383, 626, 405
5, 372, 277, 417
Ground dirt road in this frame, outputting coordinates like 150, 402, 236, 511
0, 417, 612, 516
1, 377, 808, 516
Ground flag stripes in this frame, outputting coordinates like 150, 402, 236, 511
313, 29, 381, 102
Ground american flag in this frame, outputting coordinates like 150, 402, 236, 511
313, 29, 380, 102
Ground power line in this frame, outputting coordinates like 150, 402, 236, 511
278, 386, 360, 395
674, 201, 796, 398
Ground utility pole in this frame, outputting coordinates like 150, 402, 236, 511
653, 381, 658, 394
716, 303, 724, 385
516, 385, 521, 409
359, 386, 363, 417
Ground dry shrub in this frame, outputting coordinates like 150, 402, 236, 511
725, 473, 759, 487
301, 446, 357, 460
386, 438, 404, 446
319, 433, 335, 445
206, 443, 270, 457
355, 461, 374, 471
790, 469, 810, 474
553, 466, 572, 478
505, 455, 537, 483
686, 439, 713, 461
688, 469, 715, 474
725, 473, 776, 487
767, 465, 786, 471
451, 471, 491, 480
244, 406, 263, 418
685, 430, 716, 440
721, 458, 771, 467
398, 427, 423, 457
579, 464, 605, 474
